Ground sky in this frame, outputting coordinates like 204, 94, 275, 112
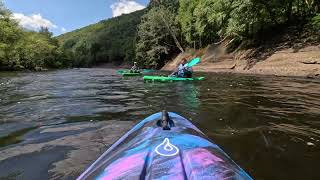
3, 0, 148, 36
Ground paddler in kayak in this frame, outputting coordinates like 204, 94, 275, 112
170, 58, 193, 78
130, 62, 140, 73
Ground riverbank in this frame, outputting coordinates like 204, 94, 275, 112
162, 44, 320, 78
162, 27, 320, 78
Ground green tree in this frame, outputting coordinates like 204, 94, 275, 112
177, 0, 199, 45
0, 2, 22, 69
136, 6, 180, 68
0, 1, 71, 70
178, 0, 320, 49
58, 10, 144, 66
39, 26, 53, 38
311, 13, 320, 30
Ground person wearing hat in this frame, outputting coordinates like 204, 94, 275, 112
130, 62, 140, 73
169, 58, 193, 78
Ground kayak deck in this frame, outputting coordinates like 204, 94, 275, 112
78, 112, 252, 180
144, 76, 205, 82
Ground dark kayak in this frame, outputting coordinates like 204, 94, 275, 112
117, 70, 142, 76
118, 69, 155, 77
144, 76, 205, 82
78, 111, 252, 180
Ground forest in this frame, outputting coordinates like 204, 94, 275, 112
136, 0, 320, 68
1, 0, 319, 70
0, 2, 71, 70
58, 10, 145, 67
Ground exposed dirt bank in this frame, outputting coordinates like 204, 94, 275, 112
163, 26, 320, 78
162, 44, 320, 78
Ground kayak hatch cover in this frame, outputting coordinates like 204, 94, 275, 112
77, 111, 252, 180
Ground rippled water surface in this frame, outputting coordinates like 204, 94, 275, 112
0, 68, 319, 179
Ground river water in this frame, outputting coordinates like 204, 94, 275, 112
0, 68, 319, 180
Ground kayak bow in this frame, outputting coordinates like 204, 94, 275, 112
78, 111, 252, 180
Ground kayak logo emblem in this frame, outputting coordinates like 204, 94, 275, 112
155, 138, 179, 157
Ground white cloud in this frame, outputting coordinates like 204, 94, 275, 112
12, 13, 58, 31
110, 0, 145, 17
61, 27, 67, 33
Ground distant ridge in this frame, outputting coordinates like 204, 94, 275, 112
57, 10, 145, 66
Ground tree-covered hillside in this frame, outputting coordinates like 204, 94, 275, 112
57, 10, 145, 67
136, 0, 320, 68
177, 0, 320, 48
1, 0, 319, 71
136, 0, 181, 68
0, 2, 67, 71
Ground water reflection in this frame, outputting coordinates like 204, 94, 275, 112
0, 69, 319, 180
176, 83, 201, 109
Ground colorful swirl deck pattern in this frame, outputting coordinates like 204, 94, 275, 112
78, 112, 252, 180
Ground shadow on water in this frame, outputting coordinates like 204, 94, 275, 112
0, 127, 37, 148
0, 69, 319, 179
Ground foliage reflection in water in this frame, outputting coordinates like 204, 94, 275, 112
0, 68, 319, 179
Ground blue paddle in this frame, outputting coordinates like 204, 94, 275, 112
186, 57, 201, 67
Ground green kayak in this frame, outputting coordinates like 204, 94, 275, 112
144, 76, 205, 82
